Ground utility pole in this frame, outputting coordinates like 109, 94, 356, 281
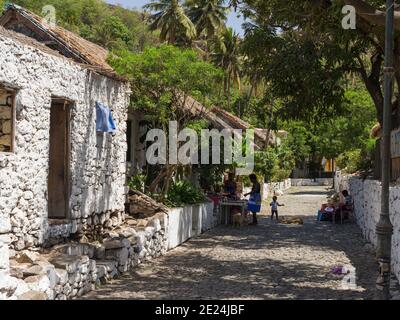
376, 0, 395, 300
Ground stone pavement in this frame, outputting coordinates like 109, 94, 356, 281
83, 186, 378, 300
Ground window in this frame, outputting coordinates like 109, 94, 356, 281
0, 87, 15, 153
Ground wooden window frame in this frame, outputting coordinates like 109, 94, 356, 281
0, 86, 16, 154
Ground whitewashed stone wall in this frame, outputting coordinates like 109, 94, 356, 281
335, 171, 400, 282
291, 178, 333, 186
0, 32, 130, 251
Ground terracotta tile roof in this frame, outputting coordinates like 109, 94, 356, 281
0, 4, 125, 81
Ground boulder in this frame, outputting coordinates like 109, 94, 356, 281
18, 290, 47, 300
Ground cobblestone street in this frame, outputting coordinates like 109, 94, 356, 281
84, 186, 377, 300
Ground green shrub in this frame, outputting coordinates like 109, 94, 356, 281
164, 180, 206, 207
128, 174, 146, 193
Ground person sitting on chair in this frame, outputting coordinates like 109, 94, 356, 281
338, 190, 352, 220
224, 173, 237, 199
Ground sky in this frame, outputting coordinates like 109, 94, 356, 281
106, 0, 245, 36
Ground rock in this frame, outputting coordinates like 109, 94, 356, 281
118, 227, 137, 238
68, 271, 81, 284
13, 279, 30, 297
54, 269, 68, 285
96, 265, 107, 278
137, 219, 148, 227
88, 259, 96, 272
23, 265, 46, 277
24, 274, 51, 293
126, 220, 138, 226
18, 290, 47, 300
150, 219, 162, 232
0, 216, 11, 234
10, 266, 24, 279
49, 255, 80, 273
0, 274, 18, 298
15, 251, 39, 264
121, 238, 131, 248
94, 245, 105, 260
103, 239, 124, 250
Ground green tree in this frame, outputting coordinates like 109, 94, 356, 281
211, 27, 241, 107
109, 44, 223, 194
93, 15, 133, 50
238, 0, 398, 125
144, 0, 196, 45
185, 0, 227, 39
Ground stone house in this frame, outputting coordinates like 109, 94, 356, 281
0, 4, 130, 270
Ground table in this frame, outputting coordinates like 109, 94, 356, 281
219, 200, 247, 225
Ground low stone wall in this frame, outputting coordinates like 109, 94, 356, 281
291, 178, 333, 186
1, 216, 167, 300
335, 171, 400, 282
1, 201, 219, 300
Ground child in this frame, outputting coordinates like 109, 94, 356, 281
270, 196, 284, 220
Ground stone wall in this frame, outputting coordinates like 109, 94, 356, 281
291, 178, 333, 186
335, 171, 400, 282
0, 29, 130, 251
1, 215, 168, 300
1, 201, 221, 300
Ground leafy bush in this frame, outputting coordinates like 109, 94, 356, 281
336, 144, 374, 174
128, 174, 147, 193
164, 180, 206, 207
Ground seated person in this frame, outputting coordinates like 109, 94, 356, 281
223, 173, 237, 199
341, 190, 353, 206
338, 190, 353, 220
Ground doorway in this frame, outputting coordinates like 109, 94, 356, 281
48, 99, 71, 219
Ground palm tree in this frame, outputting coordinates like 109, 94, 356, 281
144, 0, 196, 45
185, 0, 227, 40
211, 27, 241, 107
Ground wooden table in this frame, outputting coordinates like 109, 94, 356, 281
219, 200, 247, 225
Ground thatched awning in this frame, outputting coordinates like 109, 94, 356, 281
0, 4, 125, 81
178, 94, 274, 149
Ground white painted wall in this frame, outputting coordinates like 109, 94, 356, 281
335, 171, 400, 282
167, 201, 215, 250
0, 29, 130, 251
291, 178, 333, 186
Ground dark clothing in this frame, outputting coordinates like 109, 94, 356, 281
271, 209, 278, 220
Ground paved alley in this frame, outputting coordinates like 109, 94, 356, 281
83, 186, 377, 300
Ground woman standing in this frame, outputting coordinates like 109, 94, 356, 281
245, 174, 262, 225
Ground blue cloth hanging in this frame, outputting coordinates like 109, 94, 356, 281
96, 101, 116, 133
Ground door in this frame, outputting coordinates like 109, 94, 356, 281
48, 100, 71, 219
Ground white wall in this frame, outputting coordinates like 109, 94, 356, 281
291, 178, 333, 186
0, 30, 130, 251
167, 201, 215, 250
335, 171, 400, 282
243, 178, 292, 200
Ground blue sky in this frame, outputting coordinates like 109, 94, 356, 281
106, 0, 245, 36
